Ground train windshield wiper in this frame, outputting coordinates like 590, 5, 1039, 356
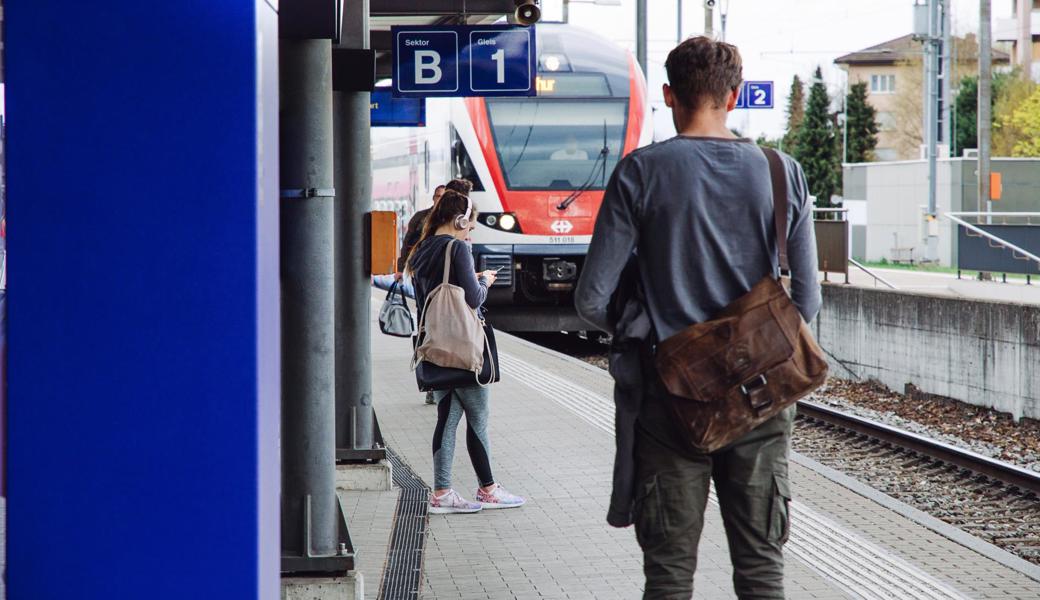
557, 121, 610, 212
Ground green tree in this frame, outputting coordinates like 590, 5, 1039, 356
1003, 85, 1040, 156
793, 67, 839, 206
953, 75, 979, 157
782, 75, 806, 154
844, 81, 879, 162
952, 71, 1019, 157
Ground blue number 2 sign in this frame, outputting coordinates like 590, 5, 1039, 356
735, 81, 774, 109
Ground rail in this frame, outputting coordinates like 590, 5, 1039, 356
797, 400, 1040, 496
945, 212, 1040, 270
848, 258, 898, 289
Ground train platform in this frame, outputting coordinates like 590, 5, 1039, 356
834, 266, 1040, 305
347, 291, 1040, 599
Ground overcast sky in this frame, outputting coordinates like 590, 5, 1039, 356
541, 0, 1016, 139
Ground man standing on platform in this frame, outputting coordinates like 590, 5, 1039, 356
576, 37, 821, 599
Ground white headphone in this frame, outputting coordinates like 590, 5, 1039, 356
454, 195, 472, 230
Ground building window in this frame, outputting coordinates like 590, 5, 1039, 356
877, 111, 896, 131
870, 74, 896, 94
874, 148, 899, 161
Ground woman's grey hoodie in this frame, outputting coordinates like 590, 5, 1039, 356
409, 234, 488, 322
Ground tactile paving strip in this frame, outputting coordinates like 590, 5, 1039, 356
499, 352, 970, 600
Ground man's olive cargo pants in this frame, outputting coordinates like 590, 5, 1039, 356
633, 404, 795, 600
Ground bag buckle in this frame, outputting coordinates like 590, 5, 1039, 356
740, 374, 772, 412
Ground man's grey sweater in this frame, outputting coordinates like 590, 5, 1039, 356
576, 136, 821, 338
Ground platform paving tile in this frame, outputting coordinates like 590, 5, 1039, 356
370, 324, 852, 599
791, 459, 1040, 599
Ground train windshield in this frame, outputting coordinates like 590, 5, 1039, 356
486, 99, 628, 191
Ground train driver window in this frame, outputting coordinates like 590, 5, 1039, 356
449, 126, 485, 191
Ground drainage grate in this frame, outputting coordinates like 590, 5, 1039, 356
378, 448, 430, 600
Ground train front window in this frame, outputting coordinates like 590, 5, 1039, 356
486, 99, 627, 191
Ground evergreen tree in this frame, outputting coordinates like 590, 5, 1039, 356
953, 71, 1016, 157
793, 67, 839, 206
844, 81, 879, 162
782, 75, 805, 154
953, 75, 979, 157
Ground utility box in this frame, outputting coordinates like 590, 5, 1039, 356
368, 211, 398, 275
912, 2, 930, 37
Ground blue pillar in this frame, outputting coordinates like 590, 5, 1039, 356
6, 2, 280, 598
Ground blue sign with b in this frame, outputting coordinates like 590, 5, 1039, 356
395, 30, 459, 94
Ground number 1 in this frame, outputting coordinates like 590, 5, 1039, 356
492, 49, 505, 84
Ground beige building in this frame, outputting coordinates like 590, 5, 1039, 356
835, 35, 1009, 162
995, 0, 1039, 80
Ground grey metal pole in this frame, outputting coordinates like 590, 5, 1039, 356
704, 2, 713, 37
637, 0, 647, 77
979, 0, 992, 216
280, 38, 339, 562
720, 3, 728, 42
563, 0, 569, 24
941, 0, 953, 148
334, 0, 377, 460
677, 0, 682, 43
842, 74, 849, 164
926, 0, 941, 261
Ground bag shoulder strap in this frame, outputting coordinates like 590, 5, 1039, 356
441, 238, 455, 285
761, 147, 790, 273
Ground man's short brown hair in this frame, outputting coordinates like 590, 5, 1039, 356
665, 37, 743, 111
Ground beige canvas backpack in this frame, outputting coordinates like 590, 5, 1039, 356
411, 239, 494, 384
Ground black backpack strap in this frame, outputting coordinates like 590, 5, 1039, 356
761, 147, 790, 273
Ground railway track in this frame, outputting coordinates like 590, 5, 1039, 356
523, 332, 1040, 565
795, 401, 1040, 565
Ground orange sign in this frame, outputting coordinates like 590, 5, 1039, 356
368, 211, 398, 275
990, 172, 1002, 201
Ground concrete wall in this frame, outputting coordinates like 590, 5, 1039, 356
814, 285, 1040, 420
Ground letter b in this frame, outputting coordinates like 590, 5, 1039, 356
415, 50, 442, 85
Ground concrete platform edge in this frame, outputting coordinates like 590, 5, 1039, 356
281, 571, 364, 600
791, 451, 1040, 583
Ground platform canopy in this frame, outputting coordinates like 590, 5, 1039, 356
369, 0, 519, 77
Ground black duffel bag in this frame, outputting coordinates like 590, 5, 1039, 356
413, 323, 501, 391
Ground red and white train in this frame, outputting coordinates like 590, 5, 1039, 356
372, 23, 652, 331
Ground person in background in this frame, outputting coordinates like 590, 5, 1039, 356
397, 179, 474, 405
406, 189, 525, 515
575, 36, 820, 599
550, 134, 589, 161
397, 184, 446, 277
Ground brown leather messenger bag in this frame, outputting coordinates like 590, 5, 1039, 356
654, 147, 829, 453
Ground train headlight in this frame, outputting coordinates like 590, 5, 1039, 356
544, 55, 561, 72
499, 214, 517, 231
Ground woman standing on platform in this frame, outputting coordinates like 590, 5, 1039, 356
406, 189, 526, 514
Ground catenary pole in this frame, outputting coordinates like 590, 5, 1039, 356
979, 0, 992, 219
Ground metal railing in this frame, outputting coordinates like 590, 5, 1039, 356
848, 258, 899, 289
944, 212, 1040, 271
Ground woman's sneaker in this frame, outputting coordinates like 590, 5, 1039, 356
475, 484, 526, 509
429, 489, 482, 514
